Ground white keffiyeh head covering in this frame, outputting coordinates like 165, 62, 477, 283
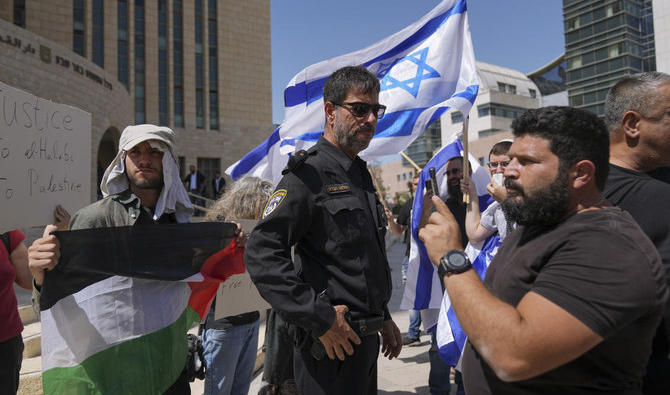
100, 124, 193, 223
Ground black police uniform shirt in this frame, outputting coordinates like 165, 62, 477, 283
245, 136, 392, 337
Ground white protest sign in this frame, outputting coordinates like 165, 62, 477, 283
214, 271, 271, 319
0, 81, 91, 232
213, 218, 270, 319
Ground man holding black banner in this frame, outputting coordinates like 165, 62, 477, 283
245, 66, 402, 395
28, 124, 196, 394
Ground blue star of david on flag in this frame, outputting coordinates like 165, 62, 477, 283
377, 47, 441, 98
227, 0, 479, 184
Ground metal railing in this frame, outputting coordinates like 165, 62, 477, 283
187, 192, 215, 213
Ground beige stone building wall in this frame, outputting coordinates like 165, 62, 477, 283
376, 160, 418, 206
0, 0, 272, 201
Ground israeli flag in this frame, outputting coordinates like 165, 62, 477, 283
437, 233, 501, 367
226, 0, 479, 183
399, 132, 490, 331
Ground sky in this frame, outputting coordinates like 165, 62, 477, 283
270, 0, 565, 124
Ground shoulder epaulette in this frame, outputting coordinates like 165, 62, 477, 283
282, 150, 309, 175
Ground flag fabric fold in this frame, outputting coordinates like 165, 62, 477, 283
39, 223, 245, 394
400, 133, 490, 333
227, 0, 479, 184
436, 233, 502, 367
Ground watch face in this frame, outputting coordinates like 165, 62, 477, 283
447, 251, 469, 270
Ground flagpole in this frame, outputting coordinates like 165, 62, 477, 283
399, 151, 422, 172
368, 166, 390, 212
462, 115, 470, 204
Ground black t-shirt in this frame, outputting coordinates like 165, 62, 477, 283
396, 199, 413, 257
604, 164, 670, 287
461, 207, 668, 395
603, 164, 670, 388
648, 166, 670, 184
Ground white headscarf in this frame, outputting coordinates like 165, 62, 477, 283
100, 124, 193, 223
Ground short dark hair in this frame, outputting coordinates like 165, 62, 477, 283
604, 72, 670, 133
323, 66, 381, 104
511, 106, 609, 190
488, 141, 512, 158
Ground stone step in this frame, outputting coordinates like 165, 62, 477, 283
18, 356, 43, 395
19, 304, 37, 325
22, 321, 41, 359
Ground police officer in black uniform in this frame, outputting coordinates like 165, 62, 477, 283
245, 66, 402, 394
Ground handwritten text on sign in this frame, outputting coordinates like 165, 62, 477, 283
0, 81, 91, 231
214, 272, 271, 320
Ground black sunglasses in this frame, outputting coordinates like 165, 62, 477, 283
333, 101, 387, 119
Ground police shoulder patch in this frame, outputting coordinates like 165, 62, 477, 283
262, 189, 287, 219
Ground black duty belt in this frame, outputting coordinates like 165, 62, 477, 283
309, 314, 385, 360
348, 315, 384, 337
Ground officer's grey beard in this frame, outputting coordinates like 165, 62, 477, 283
333, 120, 372, 155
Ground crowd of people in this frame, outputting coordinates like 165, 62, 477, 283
2, 66, 669, 395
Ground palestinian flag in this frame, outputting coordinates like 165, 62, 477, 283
39, 222, 244, 394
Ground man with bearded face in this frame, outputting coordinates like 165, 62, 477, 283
444, 157, 469, 248
419, 106, 668, 394
245, 66, 401, 395
28, 124, 196, 394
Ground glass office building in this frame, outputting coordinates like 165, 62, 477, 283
403, 119, 442, 168
563, 0, 655, 115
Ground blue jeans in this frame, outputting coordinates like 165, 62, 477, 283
408, 309, 421, 339
202, 320, 259, 395
402, 256, 409, 278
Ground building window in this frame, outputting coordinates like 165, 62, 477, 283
92, 0, 104, 67
568, 56, 582, 69
478, 128, 503, 138
197, 157, 220, 195
451, 111, 463, 123
565, 17, 579, 31
178, 156, 186, 179
497, 82, 517, 95
173, 0, 184, 127
478, 103, 526, 119
529, 89, 537, 98
207, 0, 219, 130
195, 0, 205, 129
396, 175, 400, 182
73, 0, 86, 56
158, 0, 169, 125
134, 0, 146, 123
13, 0, 25, 27
117, 0, 129, 88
